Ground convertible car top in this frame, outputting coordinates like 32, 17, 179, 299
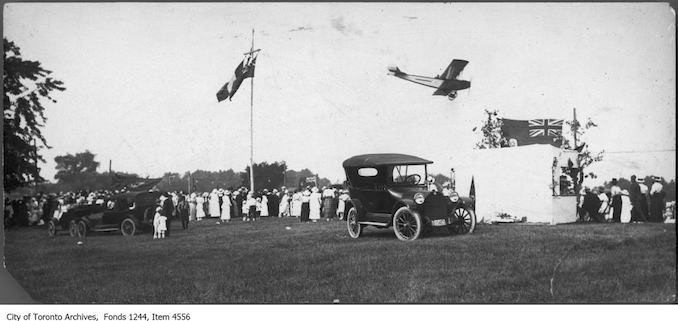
342, 153, 433, 168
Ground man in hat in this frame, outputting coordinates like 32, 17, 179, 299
161, 192, 175, 237
637, 177, 650, 219
609, 178, 622, 222
176, 194, 190, 229
628, 175, 646, 222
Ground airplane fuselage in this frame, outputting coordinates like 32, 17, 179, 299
392, 73, 470, 91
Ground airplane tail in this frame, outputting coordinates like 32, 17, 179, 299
387, 65, 403, 75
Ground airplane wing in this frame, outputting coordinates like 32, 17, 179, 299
440, 59, 468, 80
432, 84, 453, 96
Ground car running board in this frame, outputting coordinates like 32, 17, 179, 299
357, 221, 389, 227
91, 227, 121, 232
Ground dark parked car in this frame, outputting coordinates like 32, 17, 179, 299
47, 191, 160, 237
342, 153, 476, 241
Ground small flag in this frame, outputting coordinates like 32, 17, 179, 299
501, 118, 564, 147
216, 52, 258, 102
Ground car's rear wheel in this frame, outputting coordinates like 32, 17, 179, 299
76, 220, 88, 238
448, 206, 476, 235
68, 220, 78, 237
121, 217, 138, 236
47, 218, 58, 237
346, 208, 362, 238
393, 207, 423, 241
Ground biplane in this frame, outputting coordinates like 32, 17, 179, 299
388, 59, 471, 101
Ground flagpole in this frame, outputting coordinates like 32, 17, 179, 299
249, 28, 255, 193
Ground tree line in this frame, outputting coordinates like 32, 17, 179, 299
32, 150, 337, 194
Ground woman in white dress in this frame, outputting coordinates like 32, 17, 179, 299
309, 186, 322, 222
196, 193, 206, 221
620, 189, 632, 223
221, 190, 232, 222
336, 190, 349, 220
279, 191, 290, 217
292, 191, 302, 217
188, 193, 197, 221
209, 189, 221, 218
260, 190, 269, 217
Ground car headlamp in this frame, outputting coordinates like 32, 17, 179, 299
414, 193, 425, 204
449, 192, 460, 202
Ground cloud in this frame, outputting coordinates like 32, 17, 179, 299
289, 26, 313, 32
331, 16, 362, 35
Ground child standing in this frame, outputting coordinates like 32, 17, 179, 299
153, 207, 163, 239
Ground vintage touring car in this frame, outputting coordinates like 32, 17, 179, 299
342, 153, 476, 241
47, 191, 160, 237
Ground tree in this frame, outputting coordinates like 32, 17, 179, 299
54, 150, 100, 184
556, 117, 604, 188
242, 161, 288, 191
189, 169, 243, 193
3, 38, 65, 191
473, 109, 506, 149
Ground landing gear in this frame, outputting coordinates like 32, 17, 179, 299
447, 91, 457, 101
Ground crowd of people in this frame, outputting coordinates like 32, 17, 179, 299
4, 175, 675, 233
578, 175, 675, 223
4, 189, 124, 229
3, 185, 353, 237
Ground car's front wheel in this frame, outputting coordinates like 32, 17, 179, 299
393, 207, 423, 241
346, 208, 362, 238
76, 220, 88, 238
448, 206, 476, 235
47, 218, 58, 237
121, 217, 138, 236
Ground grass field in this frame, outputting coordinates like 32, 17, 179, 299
3, 217, 676, 303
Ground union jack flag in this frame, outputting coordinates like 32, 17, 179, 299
528, 119, 563, 137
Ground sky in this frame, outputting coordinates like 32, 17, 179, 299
3, 2, 676, 185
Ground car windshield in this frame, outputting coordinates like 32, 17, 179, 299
391, 164, 427, 185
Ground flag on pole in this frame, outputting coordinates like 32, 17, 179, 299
216, 52, 258, 102
500, 118, 564, 147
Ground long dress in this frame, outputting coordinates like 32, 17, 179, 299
209, 192, 221, 218
268, 193, 279, 217
292, 192, 302, 217
279, 194, 290, 216
220, 195, 231, 221
650, 192, 665, 222
620, 193, 631, 223
321, 189, 336, 218
337, 193, 349, 217
260, 195, 269, 217
300, 191, 311, 222
196, 196, 206, 220
309, 191, 322, 220
189, 195, 197, 221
